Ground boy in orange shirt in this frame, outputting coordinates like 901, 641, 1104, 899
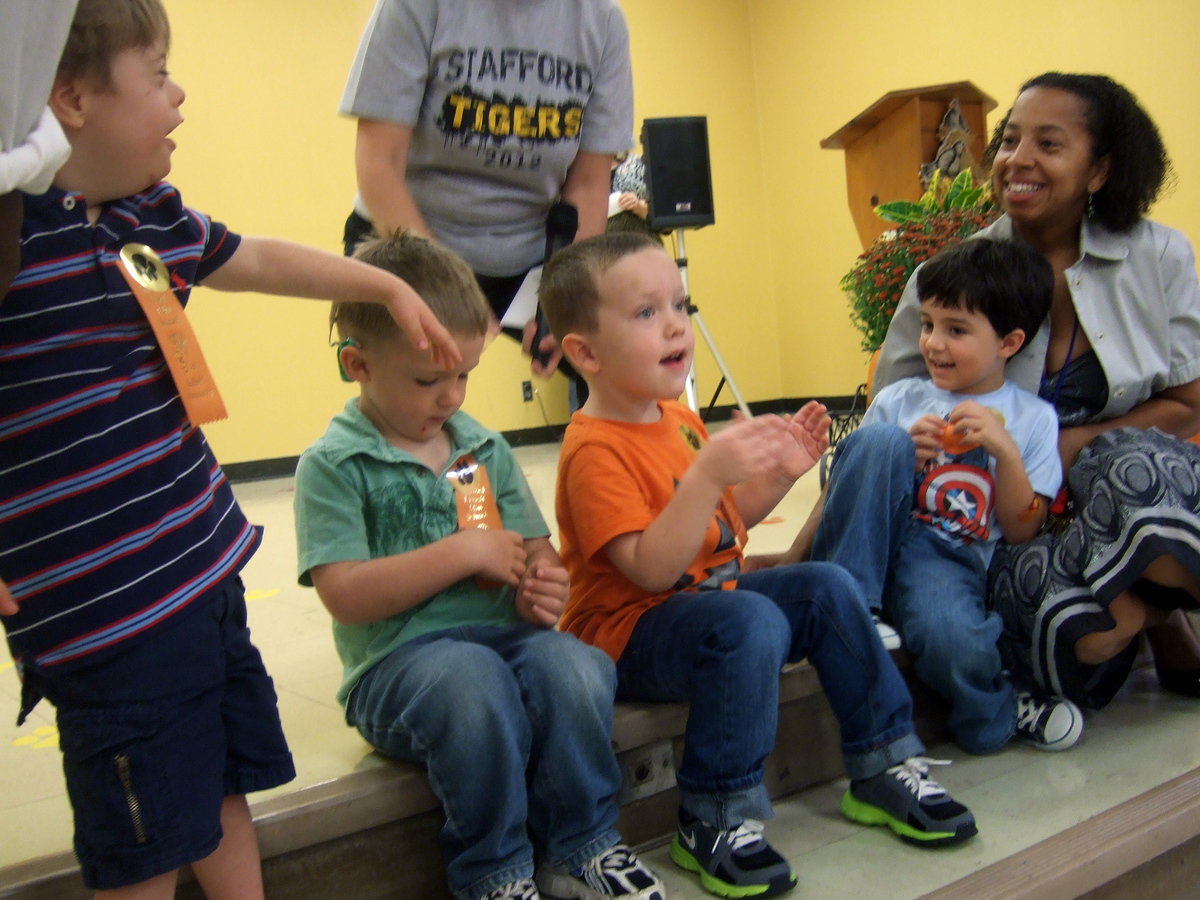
540, 233, 977, 899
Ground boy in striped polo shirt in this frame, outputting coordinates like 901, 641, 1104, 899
0, 0, 456, 895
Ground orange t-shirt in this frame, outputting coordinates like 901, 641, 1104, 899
556, 401, 748, 660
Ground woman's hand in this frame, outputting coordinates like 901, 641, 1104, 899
521, 319, 565, 378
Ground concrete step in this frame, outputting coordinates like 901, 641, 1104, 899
2, 658, 1197, 899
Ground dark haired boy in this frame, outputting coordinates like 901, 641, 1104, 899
812, 239, 1082, 755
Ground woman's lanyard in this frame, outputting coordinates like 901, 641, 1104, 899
1040, 315, 1081, 410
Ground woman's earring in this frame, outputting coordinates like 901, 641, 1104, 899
1086, 193, 1096, 219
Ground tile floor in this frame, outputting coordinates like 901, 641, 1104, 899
2, 439, 1199, 898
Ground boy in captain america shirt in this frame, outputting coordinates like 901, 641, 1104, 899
812, 239, 1081, 756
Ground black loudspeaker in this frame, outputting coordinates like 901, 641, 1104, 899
642, 116, 715, 231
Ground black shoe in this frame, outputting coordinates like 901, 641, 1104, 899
670, 810, 796, 898
1155, 661, 1200, 698
841, 757, 977, 847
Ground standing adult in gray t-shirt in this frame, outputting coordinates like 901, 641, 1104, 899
341, 0, 634, 374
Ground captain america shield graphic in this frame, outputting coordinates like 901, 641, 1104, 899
914, 464, 994, 542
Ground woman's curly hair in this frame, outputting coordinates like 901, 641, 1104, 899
985, 73, 1174, 233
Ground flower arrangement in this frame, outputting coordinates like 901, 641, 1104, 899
841, 169, 998, 351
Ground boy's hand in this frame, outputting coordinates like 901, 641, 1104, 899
516, 563, 569, 628
778, 401, 831, 480
948, 400, 1019, 463
521, 319, 564, 378
908, 414, 949, 469
466, 529, 527, 587
386, 285, 461, 369
696, 414, 788, 487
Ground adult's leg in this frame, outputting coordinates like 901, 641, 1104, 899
811, 423, 916, 614
616, 591, 790, 829
997, 428, 1200, 707
738, 563, 923, 777
348, 635, 536, 900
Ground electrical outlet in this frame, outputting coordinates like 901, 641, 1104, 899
617, 740, 676, 803
522, 380, 533, 402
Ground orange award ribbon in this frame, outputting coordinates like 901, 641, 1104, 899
118, 243, 227, 425
448, 454, 503, 532
448, 454, 505, 588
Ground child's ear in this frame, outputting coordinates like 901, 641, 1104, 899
338, 340, 370, 383
560, 332, 601, 374
998, 328, 1026, 361
47, 76, 87, 130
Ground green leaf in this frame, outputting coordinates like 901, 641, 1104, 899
952, 185, 984, 209
874, 200, 927, 223
942, 169, 972, 210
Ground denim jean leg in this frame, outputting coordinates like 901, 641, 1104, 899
812, 423, 916, 614
616, 591, 790, 829
738, 563, 924, 780
347, 634, 534, 900
483, 627, 622, 870
888, 528, 1015, 754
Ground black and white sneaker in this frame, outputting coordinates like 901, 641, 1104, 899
670, 809, 796, 898
1014, 690, 1083, 751
841, 757, 977, 847
536, 842, 664, 900
481, 878, 540, 900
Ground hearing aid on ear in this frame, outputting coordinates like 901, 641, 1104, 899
336, 337, 359, 383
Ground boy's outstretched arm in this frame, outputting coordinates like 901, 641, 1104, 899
311, 528, 526, 625
605, 417, 781, 593
199, 236, 460, 366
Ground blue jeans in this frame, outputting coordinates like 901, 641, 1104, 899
615, 563, 923, 829
813, 423, 1016, 754
347, 625, 621, 900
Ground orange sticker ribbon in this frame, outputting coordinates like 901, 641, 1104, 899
448, 454, 503, 531
118, 243, 227, 425
447, 454, 504, 588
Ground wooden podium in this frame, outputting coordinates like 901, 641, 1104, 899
821, 81, 997, 250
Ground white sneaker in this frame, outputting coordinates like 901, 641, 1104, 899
1015, 690, 1083, 751
874, 615, 902, 650
536, 843, 664, 900
481, 878, 540, 900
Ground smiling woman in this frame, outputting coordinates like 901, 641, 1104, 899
874, 72, 1200, 715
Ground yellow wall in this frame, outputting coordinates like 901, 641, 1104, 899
164, 0, 1200, 464
749, 0, 1200, 400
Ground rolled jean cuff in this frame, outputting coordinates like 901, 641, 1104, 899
553, 827, 622, 873
679, 782, 773, 830
844, 731, 926, 781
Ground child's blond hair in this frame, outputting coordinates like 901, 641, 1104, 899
332, 231, 491, 344
539, 232, 663, 339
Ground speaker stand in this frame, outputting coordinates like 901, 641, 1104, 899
670, 229, 752, 419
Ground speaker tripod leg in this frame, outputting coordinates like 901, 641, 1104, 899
672, 230, 752, 418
